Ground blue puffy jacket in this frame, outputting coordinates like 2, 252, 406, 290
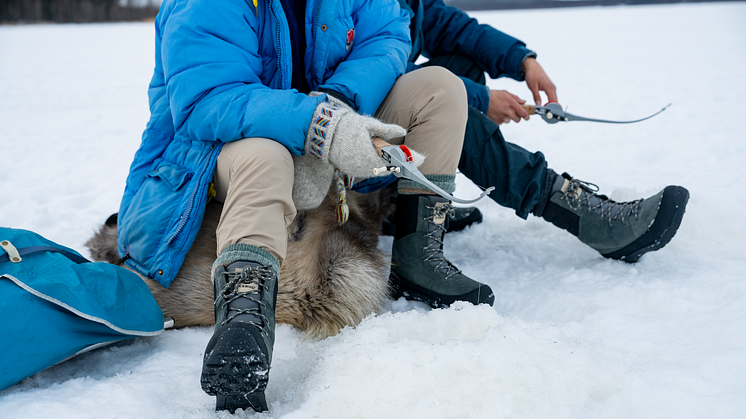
118, 0, 411, 287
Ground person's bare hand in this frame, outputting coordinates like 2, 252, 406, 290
522, 57, 558, 105
486, 89, 530, 124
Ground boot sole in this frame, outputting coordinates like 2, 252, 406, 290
200, 323, 269, 413
603, 185, 689, 263
389, 270, 495, 309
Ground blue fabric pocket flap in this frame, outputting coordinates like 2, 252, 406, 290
147, 159, 193, 191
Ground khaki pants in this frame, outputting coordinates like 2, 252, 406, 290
212, 67, 468, 264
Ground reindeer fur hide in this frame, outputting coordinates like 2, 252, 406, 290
86, 186, 396, 340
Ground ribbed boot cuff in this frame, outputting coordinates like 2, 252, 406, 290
212, 243, 280, 282
531, 168, 558, 217
398, 174, 456, 195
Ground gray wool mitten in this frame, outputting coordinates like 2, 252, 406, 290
305, 101, 407, 179
292, 99, 423, 210
292, 153, 335, 210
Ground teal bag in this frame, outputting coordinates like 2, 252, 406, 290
0, 226, 165, 391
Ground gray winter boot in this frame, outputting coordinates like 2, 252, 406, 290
389, 194, 494, 308
537, 171, 689, 262
200, 253, 278, 413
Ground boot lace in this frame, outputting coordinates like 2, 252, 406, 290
423, 202, 462, 280
562, 178, 642, 226
218, 265, 274, 327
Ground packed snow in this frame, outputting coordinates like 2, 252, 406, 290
1, 2, 745, 418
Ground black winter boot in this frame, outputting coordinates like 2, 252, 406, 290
389, 194, 494, 308
201, 260, 277, 413
537, 171, 689, 262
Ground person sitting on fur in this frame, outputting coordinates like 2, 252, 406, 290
115, 0, 488, 413
346, 0, 689, 310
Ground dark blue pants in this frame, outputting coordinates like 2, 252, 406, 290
423, 55, 548, 219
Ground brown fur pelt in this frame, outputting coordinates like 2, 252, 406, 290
86, 185, 396, 340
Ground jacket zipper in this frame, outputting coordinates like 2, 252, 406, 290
269, 0, 283, 88
311, 0, 323, 86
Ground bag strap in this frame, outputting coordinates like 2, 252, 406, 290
0, 245, 90, 265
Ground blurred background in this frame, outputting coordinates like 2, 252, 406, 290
0, 0, 160, 23
1, 0, 740, 24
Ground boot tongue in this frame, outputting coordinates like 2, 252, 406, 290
226, 261, 263, 324
425, 196, 449, 252
564, 179, 640, 222
583, 192, 640, 221
432, 201, 448, 226
237, 279, 260, 294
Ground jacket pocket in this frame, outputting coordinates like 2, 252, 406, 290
146, 159, 192, 191
119, 159, 194, 271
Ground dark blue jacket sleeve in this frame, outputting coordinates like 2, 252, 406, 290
421, 0, 536, 82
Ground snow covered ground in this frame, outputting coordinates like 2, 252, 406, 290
1, 2, 745, 418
